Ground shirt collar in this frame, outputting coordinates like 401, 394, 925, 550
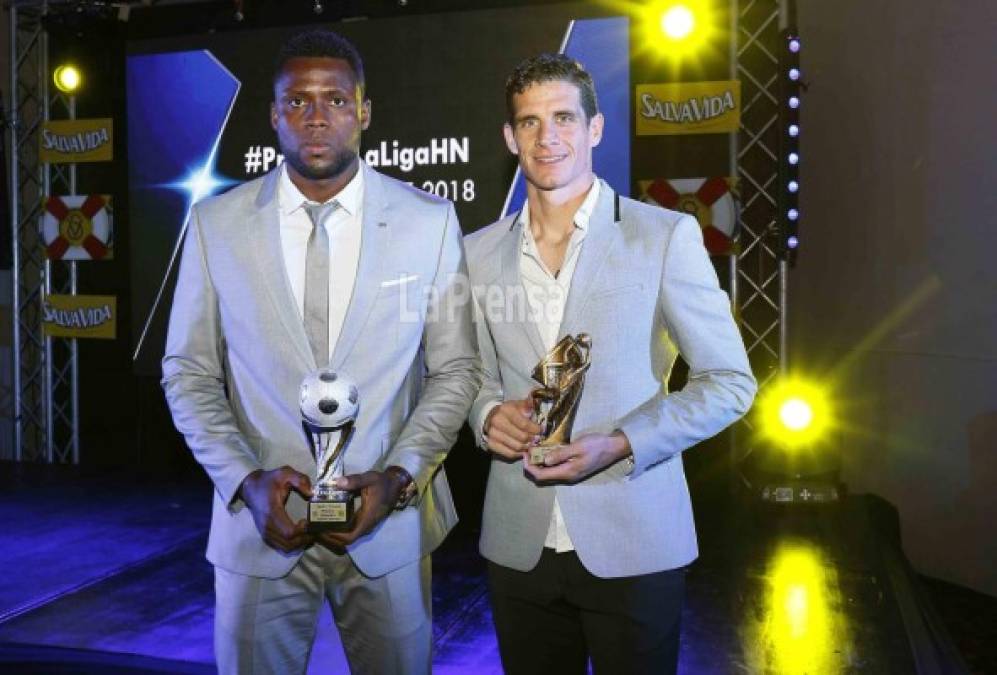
517, 177, 601, 232
278, 159, 365, 218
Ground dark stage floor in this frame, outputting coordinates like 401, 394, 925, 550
0, 462, 984, 673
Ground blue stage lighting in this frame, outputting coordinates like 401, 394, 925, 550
166, 162, 235, 206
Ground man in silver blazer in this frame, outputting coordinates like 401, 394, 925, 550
162, 30, 478, 674
465, 54, 756, 674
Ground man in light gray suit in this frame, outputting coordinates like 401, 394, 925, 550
162, 30, 478, 674
465, 54, 756, 674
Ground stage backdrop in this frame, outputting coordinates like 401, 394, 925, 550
126, 4, 631, 374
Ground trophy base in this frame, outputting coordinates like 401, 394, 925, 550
528, 444, 565, 466
307, 492, 355, 533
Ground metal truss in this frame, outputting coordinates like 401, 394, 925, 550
8, 0, 79, 463
733, 0, 788, 394
727, 0, 789, 480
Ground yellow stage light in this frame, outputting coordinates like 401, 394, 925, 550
634, 0, 719, 62
756, 377, 833, 449
779, 397, 813, 432
53, 64, 82, 94
661, 5, 695, 40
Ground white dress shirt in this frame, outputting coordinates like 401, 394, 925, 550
491, 179, 601, 553
277, 161, 364, 362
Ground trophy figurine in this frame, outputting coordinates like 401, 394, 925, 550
528, 334, 592, 465
300, 368, 360, 533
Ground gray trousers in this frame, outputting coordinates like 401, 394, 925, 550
214, 545, 432, 675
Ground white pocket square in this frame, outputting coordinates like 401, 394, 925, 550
380, 274, 419, 288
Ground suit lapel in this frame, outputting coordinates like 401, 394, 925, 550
500, 218, 547, 363
252, 169, 314, 369
331, 163, 389, 371
559, 180, 621, 339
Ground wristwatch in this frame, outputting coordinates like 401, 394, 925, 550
622, 453, 635, 475
386, 466, 417, 509
611, 429, 635, 475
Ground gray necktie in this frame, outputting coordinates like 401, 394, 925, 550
304, 202, 336, 366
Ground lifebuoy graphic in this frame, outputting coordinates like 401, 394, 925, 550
42, 194, 113, 261
641, 178, 738, 256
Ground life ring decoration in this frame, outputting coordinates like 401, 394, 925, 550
640, 177, 739, 256
41, 194, 114, 261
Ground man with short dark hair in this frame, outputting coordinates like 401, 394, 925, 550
465, 53, 756, 674
163, 29, 478, 674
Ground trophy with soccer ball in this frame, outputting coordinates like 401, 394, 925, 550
300, 369, 359, 532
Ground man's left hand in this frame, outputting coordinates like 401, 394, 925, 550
315, 468, 410, 548
523, 432, 631, 484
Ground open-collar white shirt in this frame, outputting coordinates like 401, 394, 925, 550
518, 178, 600, 553
277, 160, 364, 363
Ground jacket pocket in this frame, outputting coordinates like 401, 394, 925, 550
589, 283, 644, 301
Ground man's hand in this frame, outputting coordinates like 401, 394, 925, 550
484, 399, 541, 460
315, 468, 409, 548
523, 432, 631, 484
240, 467, 314, 553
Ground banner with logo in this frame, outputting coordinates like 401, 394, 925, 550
640, 177, 739, 256
42, 294, 117, 339
636, 81, 741, 136
40, 118, 114, 163
41, 194, 113, 260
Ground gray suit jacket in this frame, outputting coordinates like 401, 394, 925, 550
162, 162, 479, 579
465, 179, 756, 578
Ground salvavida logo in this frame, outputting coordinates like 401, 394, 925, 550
42, 127, 110, 154
640, 91, 736, 124
43, 302, 113, 329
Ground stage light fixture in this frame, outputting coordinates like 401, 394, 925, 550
53, 63, 82, 94
757, 378, 832, 450
313, 0, 324, 14
788, 152, 799, 165
788, 208, 799, 221
779, 397, 811, 431
789, 67, 801, 81
789, 38, 801, 53
787, 235, 799, 249
789, 96, 800, 109
661, 5, 695, 40
788, 180, 799, 193
789, 124, 799, 137
740, 374, 841, 505
637, 0, 718, 62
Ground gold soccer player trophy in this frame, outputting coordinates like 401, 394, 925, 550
300, 369, 359, 532
528, 334, 592, 465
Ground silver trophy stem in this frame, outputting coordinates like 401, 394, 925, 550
307, 422, 354, 501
